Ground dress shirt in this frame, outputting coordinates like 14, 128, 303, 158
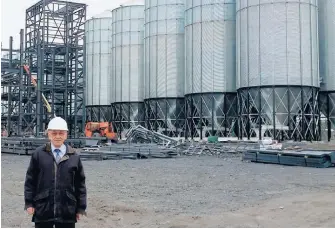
51, 143, 66, 161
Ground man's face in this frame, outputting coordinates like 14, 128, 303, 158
47, 130, 68, 147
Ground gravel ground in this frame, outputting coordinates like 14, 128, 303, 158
2, 154, 335, 228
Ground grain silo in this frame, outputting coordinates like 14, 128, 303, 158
318, 0, 335, 141
144, 0, 185, 138
111, 4, 145, 138
185, 0, 237, 140
85, 11, 113, 123
236, 0, 320, 141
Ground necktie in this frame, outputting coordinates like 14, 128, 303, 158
54, 149, 61, 163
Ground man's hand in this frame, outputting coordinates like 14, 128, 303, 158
27, 207, 35, 215
76, 213, 80, 220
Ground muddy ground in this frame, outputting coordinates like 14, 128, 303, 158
2, 154, 335, 228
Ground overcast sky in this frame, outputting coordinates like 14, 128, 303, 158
1, 0, 144, 49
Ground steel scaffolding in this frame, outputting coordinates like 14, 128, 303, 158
24, 0, 86, 137
1, 30, 24, 136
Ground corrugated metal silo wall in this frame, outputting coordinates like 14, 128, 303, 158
185, 0, 237, 140
85, 16, 113, 123
236, 0, 320, 141
144, 0, 185, 138
111, 5, 145, 138
318, 0, 335, 141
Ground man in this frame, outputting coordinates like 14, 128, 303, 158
24, 117, 87, 228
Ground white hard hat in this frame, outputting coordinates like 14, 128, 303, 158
47, 117, 68, 131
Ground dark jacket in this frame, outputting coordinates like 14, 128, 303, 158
24, 142, 87, 223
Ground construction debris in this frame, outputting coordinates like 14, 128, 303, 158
259, 138, 283, 150
2, 131, 334, 169
78, 140, 263, 161
176, 141, 260, 157
78, 143, 178, 161
125, 125, 179, 146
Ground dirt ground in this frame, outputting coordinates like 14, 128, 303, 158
1, 154, 335, 228
74, 192, 335, 228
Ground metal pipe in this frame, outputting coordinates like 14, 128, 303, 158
19, 29, 24, 136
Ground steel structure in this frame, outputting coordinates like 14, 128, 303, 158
236, 0, 320, 141
1, 30, 24, 136
85, 11, 113, 123
111, 5, 145, 139
24, 0, 86, 137
144, 0, 185, 138
184, 0, 238, 140
85, 105, 112, 123
112, 102, 145, 138
319, 0, 335, 141
319, 92, 335, 141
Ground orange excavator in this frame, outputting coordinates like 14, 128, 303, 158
84, 122, 118, 142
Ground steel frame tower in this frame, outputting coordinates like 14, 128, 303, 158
24, 0, 86, 137
1, 30, 25, 136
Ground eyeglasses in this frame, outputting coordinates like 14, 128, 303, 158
49, 131, 67, 136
